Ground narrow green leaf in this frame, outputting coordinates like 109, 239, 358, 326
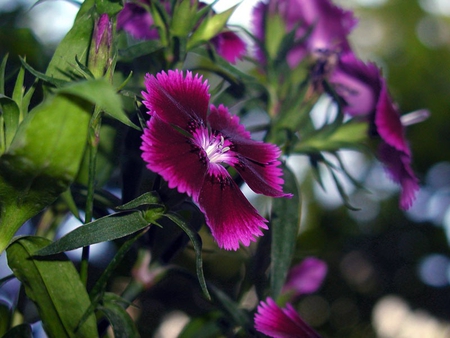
12, 65, 25, 114
6, 236, 98, 338
115, 191, 162, 210
0, 95, 20, 149
270, 164, 301, 298
57, 80, 140, 130
164, 213, 210, 300
0, 54, 8, 95
2, 324, 32, 338
209, 285, 250, 328
98, 293, 139, 338
19, 57, 69, 88
188, 6, 237, 49
118, 40, 163, 60
21, 79, 37, 117
36, 211, 152, 255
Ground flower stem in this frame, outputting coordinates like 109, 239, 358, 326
80, 106, 102, 286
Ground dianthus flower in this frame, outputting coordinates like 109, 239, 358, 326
252, 0, 357, 68
117, 0, 246, 64
141, 70, 291, 250
329, 52, 420, 209
254, 297, 321, 338
282, 257, 328, 298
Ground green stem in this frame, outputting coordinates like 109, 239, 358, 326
80, 107, 102, 286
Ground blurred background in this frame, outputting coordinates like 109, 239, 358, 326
1, 0, 450, 337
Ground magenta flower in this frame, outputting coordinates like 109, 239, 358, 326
117, 0, 159, 40
252, 0, 357, 68
282, 257, 327, 298
329, 52, 419, 209
210, 31, 247, 64
141, 70, 291, 250
254, 297, 321, 338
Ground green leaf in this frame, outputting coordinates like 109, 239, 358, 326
98, 293, 139, 338
118, 40, 163, 60
2, 324, 32, 338
6, 236, 98, 338
270, 164, 301, 298
171, 0, 197, 37
188, 6, 237, 49
45, 2, 95, 83
0, 90, 92, 253
164, 213, 210, 300
115, 191, 162, 210
57, 79, 140, 130
0, 54, 8, 95
0, 302, 12, 336
35, 211, 154, 255
20, 57, 69, 88
209, 285, 250, 329
0, 95, 20, 150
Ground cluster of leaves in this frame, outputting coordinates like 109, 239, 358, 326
0, 0, 375, 337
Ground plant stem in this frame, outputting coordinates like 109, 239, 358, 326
80, 106, 102, 286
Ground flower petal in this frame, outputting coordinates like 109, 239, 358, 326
141, 116, 206, 200
197, 165, 268, 251
375, 80, 410, 155
378, 142, 419, 210
211, 31, 247, 64
254, 297, 322, 338
142, 70, 210, 129
208, 105, 290, 197
282, 257, 328, 297
330, 51, 381, 116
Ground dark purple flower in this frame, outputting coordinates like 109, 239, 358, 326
254, 297, 321, 338
141, 70, 291, 250
282, 257, 327, 298
252, 0, 357, 68
211, 31, 247, 64
329, 52, 419, 209
117, 0, 159, 40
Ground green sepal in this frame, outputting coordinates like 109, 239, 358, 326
6, 236, 98, 338
170, 0, 198, 37
270, 163, 301, 298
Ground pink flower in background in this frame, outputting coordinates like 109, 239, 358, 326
254, 297, 322, 338
282, 257, 327, 298
210, 31, 247, 64
329, 51, 420, 209
141, 70, 291, 250
252, 0, 357, 68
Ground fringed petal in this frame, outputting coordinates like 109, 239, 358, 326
254, 297, 322, 338
141, 117, 206, 200
197, 165, 268, 251
142, 70, 210, 129
375, 81, 410, 155
378, 142, 419, 210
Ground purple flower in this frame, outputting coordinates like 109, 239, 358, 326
117, 0, 159, 40
210, 31, 247, 64
329, 52, 419, 209
282, 257, 327, 298
140, 70, 291, 250
252, 0, 357, 68
254, 297, 321, 338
